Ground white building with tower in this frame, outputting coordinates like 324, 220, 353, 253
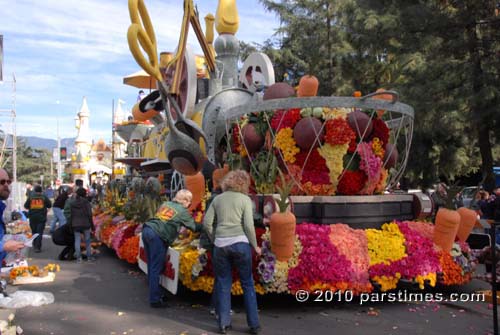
69, 97, 126, 186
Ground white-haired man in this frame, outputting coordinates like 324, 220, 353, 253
141, 189, 202, 308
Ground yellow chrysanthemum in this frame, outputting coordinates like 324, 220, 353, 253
371, 137, 385, 159
415, 273, 437, 290
366, 222, 406, 266
274, 128, 300, 163
372, 273, 401, 291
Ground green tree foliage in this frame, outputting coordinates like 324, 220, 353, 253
259, 0, 349, 94
255, 0, 499, 189
3, 138, 53, 184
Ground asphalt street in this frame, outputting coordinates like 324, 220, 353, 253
7, 225, 497, 335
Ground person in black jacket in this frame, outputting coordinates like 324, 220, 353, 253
24, 185, 52, 252
70, 187, 95, 263
52, 223, 75, 261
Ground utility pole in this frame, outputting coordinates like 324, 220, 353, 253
57, 119, 62, 181
12, 74, 17, 182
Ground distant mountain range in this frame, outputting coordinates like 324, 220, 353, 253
18, 136, 75, 151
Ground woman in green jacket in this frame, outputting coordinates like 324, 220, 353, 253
203, 170, 262, 334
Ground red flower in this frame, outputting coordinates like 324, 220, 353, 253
293, 150, 330, 184
231, 124, 241, 152
324, 118, 356, 145
337, 170, 367, 195
270, 109, 302, 132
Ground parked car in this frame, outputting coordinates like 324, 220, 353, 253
460, 186, 478, 208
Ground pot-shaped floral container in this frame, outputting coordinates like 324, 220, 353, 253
269, 170, 296, 261
433, 208, 460, 252
270, 210, 296, 261
222, 90, 413, 195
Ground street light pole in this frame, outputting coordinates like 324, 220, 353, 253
12, 74, 17, 182
57, 119, 62, 181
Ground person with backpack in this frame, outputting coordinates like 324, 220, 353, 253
24, 185, 52, 253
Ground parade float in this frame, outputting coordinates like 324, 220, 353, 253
93, 0, 480, 297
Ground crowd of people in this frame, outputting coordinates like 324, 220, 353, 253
8, 178, 97, 262
0, 167, 262, 334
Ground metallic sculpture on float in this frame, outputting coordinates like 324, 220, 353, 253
125, 0, 423, 226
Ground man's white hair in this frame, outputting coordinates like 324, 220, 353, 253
173, 189, 193, 204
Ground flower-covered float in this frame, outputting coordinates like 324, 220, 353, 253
92, 0, 481, 299
94, 167, 479, 296
94, 195, 477, 295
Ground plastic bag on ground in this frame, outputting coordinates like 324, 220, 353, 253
0, 290, 55, 308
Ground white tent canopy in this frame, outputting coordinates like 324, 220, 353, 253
88, 164, 112, 175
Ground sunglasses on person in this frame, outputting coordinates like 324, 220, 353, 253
0, 179, 12, 185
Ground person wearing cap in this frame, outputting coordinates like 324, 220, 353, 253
142, 189, 201, 308
24, 185, 52, 252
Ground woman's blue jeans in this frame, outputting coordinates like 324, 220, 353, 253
50, 207, 66, 233
74, 229, 91, 259
142, 225, 167, 304
213, 242, 259, 329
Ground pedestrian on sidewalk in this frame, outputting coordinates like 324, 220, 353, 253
69, 187, 95, 263
203, 170, 262, 335
24, 185, 52, 253
142, 189, 201, 308
64, 179, 84, 223
0, 168, 26, 262
50, 187, 69, 234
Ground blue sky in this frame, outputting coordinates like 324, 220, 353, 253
0, 0, 279, 141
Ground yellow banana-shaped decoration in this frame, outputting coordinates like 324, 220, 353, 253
127, 0, 161, 81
